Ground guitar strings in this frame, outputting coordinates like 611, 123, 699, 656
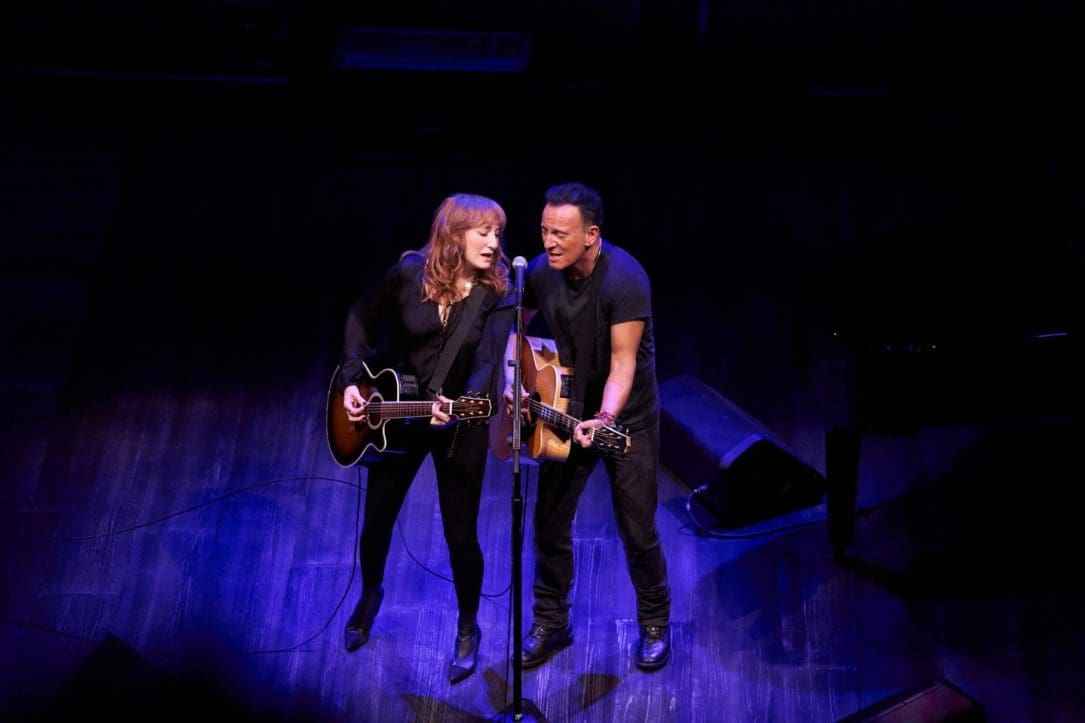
525, 397, 628, 452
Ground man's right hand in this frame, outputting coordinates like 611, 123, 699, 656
503, 383, 530, 421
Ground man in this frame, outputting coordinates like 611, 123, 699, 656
505, 181, 671, 670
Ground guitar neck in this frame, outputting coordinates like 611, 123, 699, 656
369, 400, 446, 420
528, 398, 580, 432
527, 398, 631, 457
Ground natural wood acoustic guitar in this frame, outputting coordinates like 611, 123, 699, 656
491, 336, 631, 462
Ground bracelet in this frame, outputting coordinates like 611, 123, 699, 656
593, 410, 616, 425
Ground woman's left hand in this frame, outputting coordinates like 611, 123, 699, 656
430, 394, 455, 427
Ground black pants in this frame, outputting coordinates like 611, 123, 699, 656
358, 420, 488, 622
531, 419, 671, 629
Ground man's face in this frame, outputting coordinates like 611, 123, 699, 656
540, 203, 598, 278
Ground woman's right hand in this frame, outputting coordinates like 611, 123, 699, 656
344, 385, 367, 422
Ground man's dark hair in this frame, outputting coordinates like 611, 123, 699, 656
545, 182, 604, 230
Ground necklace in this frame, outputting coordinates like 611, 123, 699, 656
438, 279, 476, 327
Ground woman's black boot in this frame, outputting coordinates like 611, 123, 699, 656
344, 585, 384, 652
447, 622, 481, 683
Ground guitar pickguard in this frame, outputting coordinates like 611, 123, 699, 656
527, 363, 573, 461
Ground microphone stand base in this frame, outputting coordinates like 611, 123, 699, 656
491, 699, 547, 722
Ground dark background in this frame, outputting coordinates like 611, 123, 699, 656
5, 1, 1083, 426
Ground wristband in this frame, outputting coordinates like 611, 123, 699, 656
593, 410, 616, 425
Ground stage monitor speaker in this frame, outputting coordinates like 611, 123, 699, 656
837, 678, 986, 722
660, 374, 826, 529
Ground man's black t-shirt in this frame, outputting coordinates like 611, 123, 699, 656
523, 240, 660, 431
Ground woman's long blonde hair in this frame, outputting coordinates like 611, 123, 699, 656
409, 193, 510, 303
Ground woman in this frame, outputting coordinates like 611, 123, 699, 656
339, 193, 514, 683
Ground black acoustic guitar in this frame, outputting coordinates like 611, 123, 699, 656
326, 362, 492, 467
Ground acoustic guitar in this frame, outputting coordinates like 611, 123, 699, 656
326, 362, 492, 467
491, 336, 632, 462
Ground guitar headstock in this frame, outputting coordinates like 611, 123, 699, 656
592, 423, 632, 456
452, 394, 493, 421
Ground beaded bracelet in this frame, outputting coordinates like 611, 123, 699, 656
593, 410, 616, 425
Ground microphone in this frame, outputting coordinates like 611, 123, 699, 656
512, 256, 527, 299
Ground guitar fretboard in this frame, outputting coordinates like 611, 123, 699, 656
526, 398, 629, 455
368, 401, 459, 420
367, 399, 486, 421
528, 399, 578, 433
368, 401, 436, 420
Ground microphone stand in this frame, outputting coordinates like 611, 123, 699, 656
494, 259, 545, 722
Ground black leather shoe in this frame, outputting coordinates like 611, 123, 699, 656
448, 623, 481, 684
344, 586, 384, 652
521, 623, 573, 669
635, 624, 670, 670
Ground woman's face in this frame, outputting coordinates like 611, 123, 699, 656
462, 223, 502, 273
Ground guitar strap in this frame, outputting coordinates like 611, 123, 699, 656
569, 248, 609, 419
427, 284, 486, 398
